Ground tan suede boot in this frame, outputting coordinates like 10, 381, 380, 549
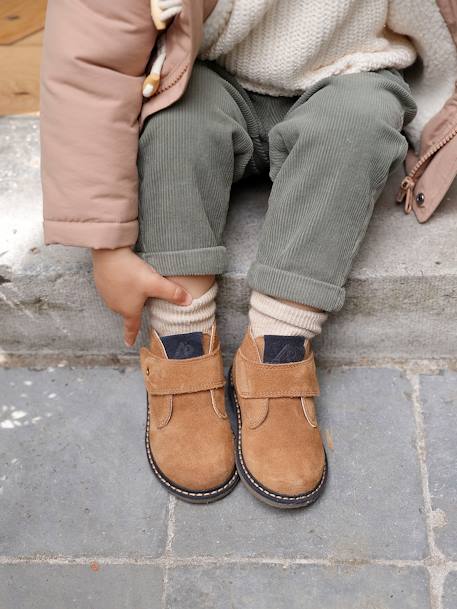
140, 325, 238, 503
227, 328, 327, 509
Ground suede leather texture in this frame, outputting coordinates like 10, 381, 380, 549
233, 330, 326, 497
140, 328, 235, 492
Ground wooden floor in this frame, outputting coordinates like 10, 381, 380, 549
0, 1, 46, 115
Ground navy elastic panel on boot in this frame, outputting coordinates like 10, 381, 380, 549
161, 332, 204, 359
263, 335, 305, 364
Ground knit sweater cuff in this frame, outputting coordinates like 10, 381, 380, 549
200, 0, 234, 55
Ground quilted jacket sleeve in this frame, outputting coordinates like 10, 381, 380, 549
40, 0, 155, 248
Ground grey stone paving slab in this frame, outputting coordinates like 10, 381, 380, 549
0, 564, 163, 609
166, 564, 430, 609
420, 370, 457, 560
173, 367, 427, 560
0, 368, 169, 558
443, 571, 457, 609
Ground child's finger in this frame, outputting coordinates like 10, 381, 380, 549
124, 316, 141, 347
146, 273, 192, 306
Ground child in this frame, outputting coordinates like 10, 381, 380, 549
41, 0, 457, 507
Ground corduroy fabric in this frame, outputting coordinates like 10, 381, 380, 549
136, 61, 417, 311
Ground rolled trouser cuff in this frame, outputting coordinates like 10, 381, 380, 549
247, 262, 346, 312
138, 246, 227, 276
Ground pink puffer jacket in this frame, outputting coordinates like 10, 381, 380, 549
40, 0, 457, 249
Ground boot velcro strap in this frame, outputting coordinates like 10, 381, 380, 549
235, 350, 320, 399
140, 347, 225, 396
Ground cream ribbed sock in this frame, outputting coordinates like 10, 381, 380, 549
249, 291, 328, 339
147, 283, 218, 336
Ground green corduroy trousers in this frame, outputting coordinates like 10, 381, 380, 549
136, 61, 416, 311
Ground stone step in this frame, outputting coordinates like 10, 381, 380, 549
1, 116, 456, 365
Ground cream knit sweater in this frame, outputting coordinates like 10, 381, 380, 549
199, 0, 417, 96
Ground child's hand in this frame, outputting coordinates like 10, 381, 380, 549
91, 247, 192, 347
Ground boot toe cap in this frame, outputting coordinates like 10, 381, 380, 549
150, 426, 236, 493
243, 446, 326, 497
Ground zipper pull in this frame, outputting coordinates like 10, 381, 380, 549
396, 176, 415, 214
150, 0, 167, 30
143, 34, 167, 98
